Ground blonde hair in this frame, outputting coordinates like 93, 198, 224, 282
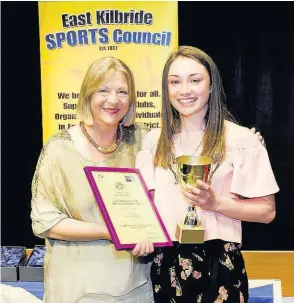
77, 57, 136, 126
154, 45, 233, 168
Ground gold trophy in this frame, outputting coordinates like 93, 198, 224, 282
166, 153, 222, 244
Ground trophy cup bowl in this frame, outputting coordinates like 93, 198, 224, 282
166, 153, 222, 244
173, 155, 213, 190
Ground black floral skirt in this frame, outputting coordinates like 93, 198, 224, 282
151, 239, 248, 303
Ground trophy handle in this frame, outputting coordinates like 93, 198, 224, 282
208, 152, 223, 183
166, 152, 178, 184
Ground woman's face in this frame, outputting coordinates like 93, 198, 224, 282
167, 56, 211, 118
90, 71, 130, 127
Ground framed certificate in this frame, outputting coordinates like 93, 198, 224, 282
84, 166, 173, 250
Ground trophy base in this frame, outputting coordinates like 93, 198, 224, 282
175, 222, 205, 244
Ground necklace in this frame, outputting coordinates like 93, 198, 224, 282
80, 121, 122, 154
179, 131, 204, 156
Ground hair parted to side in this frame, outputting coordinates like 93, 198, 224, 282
154, 45, 235, 168
77, 57, 136, 126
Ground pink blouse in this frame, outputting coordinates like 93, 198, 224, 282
135, 121, 279, 243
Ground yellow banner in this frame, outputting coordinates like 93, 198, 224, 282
38, 1, 178, 143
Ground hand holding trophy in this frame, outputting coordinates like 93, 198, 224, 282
166, 152, 222, 244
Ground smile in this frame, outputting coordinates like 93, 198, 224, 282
177, 98, 197, 104
103, 108, 120, 114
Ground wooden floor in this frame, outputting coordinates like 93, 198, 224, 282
243, 251, 294, 297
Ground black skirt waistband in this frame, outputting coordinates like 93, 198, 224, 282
155, 239, 242, 255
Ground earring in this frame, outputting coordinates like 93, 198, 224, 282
120, 111, 128, 126
118, 122, 124, 141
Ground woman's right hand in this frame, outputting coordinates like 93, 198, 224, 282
131, 239, 154, 257
250, 127, 266, 147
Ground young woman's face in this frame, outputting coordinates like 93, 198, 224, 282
167, 56, 211, 118
90, 71, 130, 127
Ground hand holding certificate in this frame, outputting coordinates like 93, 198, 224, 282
84, 167, 173, 250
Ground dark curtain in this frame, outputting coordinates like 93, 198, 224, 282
1, 2, 294, 250
179, 2, 294, 249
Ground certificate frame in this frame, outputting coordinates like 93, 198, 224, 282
84, 166, 173, 250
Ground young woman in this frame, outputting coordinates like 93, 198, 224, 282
136, 46, 279, 302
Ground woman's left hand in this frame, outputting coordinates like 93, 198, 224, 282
181, 180, 219, 211
131, 239, 154, 257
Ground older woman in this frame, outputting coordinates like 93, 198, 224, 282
31, 57, 154, 303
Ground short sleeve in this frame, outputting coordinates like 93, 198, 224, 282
30, 140, 68, 238
135, 129, 160, 191
231, 133, 279, 198
136, 150, 156, 191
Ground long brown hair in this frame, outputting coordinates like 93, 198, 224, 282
154, 46, 234, 168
